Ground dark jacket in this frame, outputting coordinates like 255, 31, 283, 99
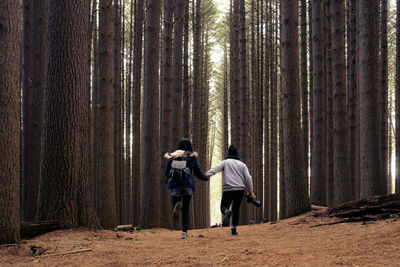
164, 150, 209, 190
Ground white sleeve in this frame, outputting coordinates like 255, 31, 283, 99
205, 161, 225, 177
243, 165, 253, 193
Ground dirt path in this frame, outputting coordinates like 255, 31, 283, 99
2, 214, 400, 266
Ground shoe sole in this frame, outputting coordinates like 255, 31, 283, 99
222, 211, 232, 227
173, 201, 182, 220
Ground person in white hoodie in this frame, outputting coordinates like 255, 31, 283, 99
205, 145, 255, 235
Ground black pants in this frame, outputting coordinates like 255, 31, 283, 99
172, 195, 192, 232
220, 190, 244, 227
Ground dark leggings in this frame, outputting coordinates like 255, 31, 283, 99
172, 195, 192, 232
220, 190, 244, 227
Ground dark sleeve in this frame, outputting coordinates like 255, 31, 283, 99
191, 157, 209, 181
165, 159, 172, 177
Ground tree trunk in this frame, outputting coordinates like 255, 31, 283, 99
132, 0, 144, 227
113, 0, 122, 224
239, 0, 250, 225
140, 0, 161, 228
396, 0, 400, 193
358, 0, 384, 198
325, 2, 334, 207
280, 0, 310, 218
311, 0, 327, 206
0, 0, 21, 244
300, 0, 308, 173
160, 0, 174, 229
347, 0, 359, 199
172, 0, 184, 146
97, 0, 117, 229
36, 0, 99, 229
380, 0, 389, 194
21, 0, 33, 222
330, 0, 351, 205
183, 0, 190, 138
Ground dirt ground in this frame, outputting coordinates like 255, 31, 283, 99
1, 212, 400, 267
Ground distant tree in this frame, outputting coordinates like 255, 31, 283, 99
172, 0, 185, 146
132, 0, 144, 227
300, 0, 308, 171
330, 0, 352, 205
113, 0, 122, 224
380, 0, 389, 194
97, 0, 117, 229
347, 0, 358, 199
358, 0, 384, 198
311, 0, 327, 206
0, 0, 21, 244
280, 0, 310, 217
140, 0, 161, 227
160, 0, 174, 229
183, 0, 190, 138
36, 0, 99, 228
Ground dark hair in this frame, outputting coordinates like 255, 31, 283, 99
178, 138, 193, 152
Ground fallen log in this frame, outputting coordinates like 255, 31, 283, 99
312, 193, 400, 225
116, 224, 134, 231
21, 220, 60, 238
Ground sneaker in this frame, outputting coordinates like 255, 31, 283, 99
222, 210, 232, 227
181, 232, 188, 239
173, 201, 182, 220
231, 228, 238, 235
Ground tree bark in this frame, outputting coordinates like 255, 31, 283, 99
0, 0, 21, 244
132, 0, 144, 227
160, 0, 174, 229
36, 0, 99, 229
140, 0, 161, 228
280, 0, 310, 218
358, 0, 384, 198
172, 0, 184, 146
311, 0, 327, 206
97, 0, 117, 228
396, 0, 400, 193
380, 0, 389, 194
330, 0, 352, 205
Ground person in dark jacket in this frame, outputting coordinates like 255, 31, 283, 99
164, 138, 209, 239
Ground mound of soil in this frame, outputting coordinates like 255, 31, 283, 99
1, 212, 400, 266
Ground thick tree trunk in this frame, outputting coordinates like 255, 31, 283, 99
97, 0, 117, 229
140, 0, 161, 228
330, 0, 352, 205
21, 0, 33, 222
325, 2, 334, 207
36, 0, 99, 229
160, 0, 174, 229
280, 0, 310, 218
358, 0, 384, 198
348, 0, 359, 199
311, 0, 327, 206
0, 0, 21, 244
396, 0, 400, 193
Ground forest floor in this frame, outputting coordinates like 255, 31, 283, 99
1, 211, 400, 267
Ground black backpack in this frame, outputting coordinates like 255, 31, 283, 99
168, 159, 191, 187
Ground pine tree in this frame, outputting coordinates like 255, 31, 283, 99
0, 0, 21, 244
